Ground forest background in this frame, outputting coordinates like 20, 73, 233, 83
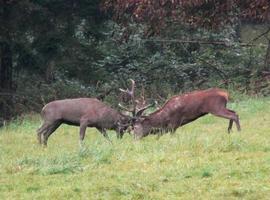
0, 0, 270, 124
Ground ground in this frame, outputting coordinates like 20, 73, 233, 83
0, 97, 270, 199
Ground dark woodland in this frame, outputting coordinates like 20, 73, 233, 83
0, 0, 269, 125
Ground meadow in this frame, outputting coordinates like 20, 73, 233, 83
0, 97, 270, 199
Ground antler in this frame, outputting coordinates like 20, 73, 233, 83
118, 103, 134, 113
119, 79, 136, 116
119, 79, 156, 117
119, 79, 135, 96
135, 101, 156, 117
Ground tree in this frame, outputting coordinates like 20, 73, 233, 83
102, 0, 269, 31
102, 0, 270, 74
0, 0, 17, 122
0, 0, 107, 123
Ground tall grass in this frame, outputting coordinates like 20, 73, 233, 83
0, 97, 270, 199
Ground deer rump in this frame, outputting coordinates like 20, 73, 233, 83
133, 88, 241, 138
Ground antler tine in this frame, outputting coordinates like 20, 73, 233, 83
135, 101, 156, 117
140, 86, 146, 106
129, 79, 136, 116
119, 88, 132, 95
141, 86, 145, 98
119, 79, 137, 116
118, 103, 133, 113
119, 79, 135, 96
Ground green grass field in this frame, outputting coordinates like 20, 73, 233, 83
1, 97, 270, 199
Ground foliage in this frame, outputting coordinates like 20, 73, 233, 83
5, 21, 267, 118
0, 0, 107, 86
11, 72, 100, 115
1, 97, 270, 199
102, 0, 270, 32
0, 0, 269, 122
0, 0, 108, 122
94, 21, 268, 97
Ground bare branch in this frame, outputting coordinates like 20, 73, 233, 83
180, 43, 228, 81
247, 27, 270, 44
262, 71, 270, 76
136, 39, 266, 47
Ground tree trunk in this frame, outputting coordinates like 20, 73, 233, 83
0, 42, 12, 90
0, 42, 13, 124
264, 39, 270, 71
45, 60, 55, 83
0, 2, 13, 125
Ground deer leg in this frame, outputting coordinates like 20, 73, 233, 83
37, 123, 48, 144
37, 121, 55, 145
228, 119, 233, 133
170, 130, 177, 137
156, 132, 162, 140
211, 108, 241, 132
79, 121, 88, 147
169, 126, 177, 135
156, 129, 164, 140
227, 109, 241, 131
98, 128, 112, 144
116, 130, 124, 139
43, 121, 61, 146
233, 113, 241, 131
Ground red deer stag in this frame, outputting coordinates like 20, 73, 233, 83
129, 88, 241, 139
37, 98, 132, 146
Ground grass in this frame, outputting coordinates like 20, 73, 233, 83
1, 97, 270, 199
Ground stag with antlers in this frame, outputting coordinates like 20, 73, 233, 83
120, 80, 241, 139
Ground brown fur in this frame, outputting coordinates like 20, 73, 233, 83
133, 88, 241, 139
37, 98, 130, 146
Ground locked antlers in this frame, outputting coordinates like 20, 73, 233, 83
119, 79, 155, 117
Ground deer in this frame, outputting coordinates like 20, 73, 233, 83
122, 83, 241, 139
37, 97, 132, 146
